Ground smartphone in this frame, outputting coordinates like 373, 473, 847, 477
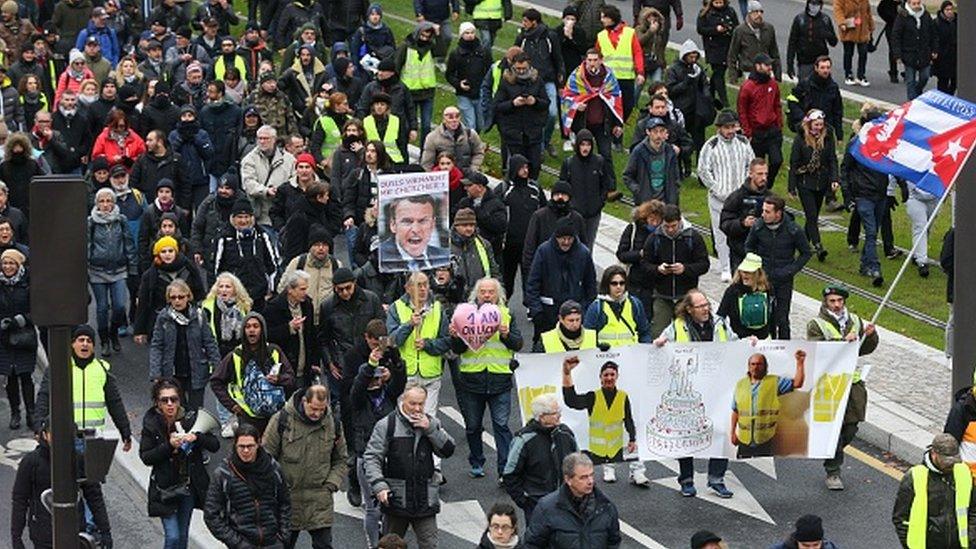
378, 336, 391, 351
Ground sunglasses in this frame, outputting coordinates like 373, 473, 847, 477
158, 396, 180, 404
609, 281, 626, 287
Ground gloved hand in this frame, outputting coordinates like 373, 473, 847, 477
509, 359, 520, 370
887, 195, 898, 211
675, 15, 684, 30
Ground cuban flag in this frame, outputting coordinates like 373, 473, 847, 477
849, 90, 976, 198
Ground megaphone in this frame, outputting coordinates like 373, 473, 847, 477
189, 409, 219, 434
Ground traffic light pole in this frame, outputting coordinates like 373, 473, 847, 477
952, 4, 974, 394
49, 326, 78, 549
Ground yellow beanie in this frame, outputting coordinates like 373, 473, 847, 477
152, 236, 179, 256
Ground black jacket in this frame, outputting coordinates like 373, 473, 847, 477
141, 97, 181, 137
446, 37, 493, 99
341, 166, 378, 225
696, 5, 738, 64
892, 451, 976, 549
281, 196, 343, 264
841, 139, 890, 203
514, 23, 564, 84
139, 202, 192, 272
191, 193, 235, 273
933, 10, 956, 80
521, 203, 585, 277
51, 108, 92, 171
616, 221, 656, 293
457, 186, 507, 252
213, 227, 280, 304
524, 484, 622, 549
891, 6, 939, 69
720, 182, 770, 261
356, 77, 415, 131
263, 293, 319, 378
503, 419, 579, 508
134, 255, 206, 336
130, 148, 187, 204
34, 357, 132, 442
786, 72, 844, 139
500, 155, 547, 242
786, 8, 838, 69
139, 407, 220, 517
640, 222, 710, 300
744, 215, 812, 283
493, 66, 550, 144
349, 358, 407, 455
788, 129, 838, 193
318, 286, 385, 368
204, 450, 291, 548
559, 135, 615, 218
200, 99, 243, 177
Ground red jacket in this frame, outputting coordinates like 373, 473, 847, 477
737, 74, 782, 137
91, 127, 147, 168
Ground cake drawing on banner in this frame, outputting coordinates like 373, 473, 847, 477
647, 355, 713, 455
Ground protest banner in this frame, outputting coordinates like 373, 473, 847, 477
514, 341, 859, 461
377, 170, 450, 273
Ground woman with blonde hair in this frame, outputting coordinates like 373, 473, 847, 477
788, 108, 837, 262
112, 55, 145, 98
717, 253, 775, 339
201, 272, 252, 436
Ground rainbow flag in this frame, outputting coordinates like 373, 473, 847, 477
561, 63, 624, 137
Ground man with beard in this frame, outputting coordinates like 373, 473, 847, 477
82, 35, 112, 83
448, 208, 500, 297
200, 80, 242, 184
595, 6, 642, 137
445, 22, 492, 131
192, 174, 238, 282
731, 350, 806, 458
171, 60, 208, 111
737, 53, 783, 186
419, 106, 485, 172
131, 130, 187, 205
493, 52, 549, 179
280, 44, 327, 117
214, 200, 280, 310
786, 55, 843, 139
520, 180, 583, 285
168, 105, 214, 209
727, 0, 781, 81
213, 36, 247, 86
720, 158, 770, 272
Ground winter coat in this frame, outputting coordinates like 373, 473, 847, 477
450, 232, 500, 296
191, 193, 234, 272
728, 21, 782, 79
318, 286, 385, 367
631, 112, 694, 156
572, 0, 606, 46
446, 38, 493, 100
420, 122, 486, 171
199, 99, 242, 177
53, 66, 95, 108
559, 137, 615, 218
834, 0, 874, 43
521, 204, 585, 277
204, 451, 291, 548
275, 1, 325, 49
457, 186, 507, 252
744, 216, 812, 283
524, 484, 622, 549
696, 5, 738, 65
270, 177, 317, 230
138, 202, 191, 272
616, 221, 656, 293
624, 138, 681, 205
786, 72, 843, 139
169, 125, 214, 190
262, 391, 348, 531
141, 96, 181, 137
349, 22, 397, 67
262, 293, 318, 377
0, 18, 35, 61
0, 149, 44, 219
788, 129, 838, 194
138, 407, 220, 517
500, 165, 547, 244
395, 29, 439, 102
737, 72, 783, 137
503, 419, 579, 508
362, 406, 456, 518
279, 57, 327, 114
640, 222, 710, 300
213, 227, 279, 303
51, 108, 92, 171
891, 6, 938, 69
349, 356, 406, 454
525, 236, 597, 318
515, 23, 564, 84
493, 66, 550, 144
88, 208, 137, 283
786, 9, 838, 69
933, 10, 956, 81
130, 149, 186, 204
340, 166, 378, 225
148, 305, 222, 389
277, 253, 340, 324
75, 23, 120, 64
241, 146, 296, 227
841, 140, 889, 202
665, 49, 710, 120
134, 255, 205, 336
414, 0, 458, 22
52, 0, 93, 45
246, 88, 298, 136
280, 196, 342, 264
892, 452, 976, 548
91, 127, 147, 168
0, 270, 33, 377
637, 7, 669, 72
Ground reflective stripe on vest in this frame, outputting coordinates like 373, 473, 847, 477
590, 388, 626, 458
394, 299, 443, 378
491, 61, 502, 96
813, 315, 863, 382
734, 375, 780, 446
363, 114, 404, 162
473, 0, 502, 21
540, 328, 597, 353
673, 317, 729, 342
962, 421, 976, 477
215, 55, 248, 84
597, 27, 636, 80
598, 299, 638, 347
229, 348, 281, 417
72, 358, 110, 430
473, 237, 490, 276
401, 48, 436, 91
906, 463, 973, 548
459, 306, 513, 374
315, 115, 344, 160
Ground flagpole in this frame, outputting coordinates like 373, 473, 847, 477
870, 180, 957, 325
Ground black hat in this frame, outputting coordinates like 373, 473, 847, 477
793, 515, 824, 543
147, 39, 163, 50
333, 56, 351, 76
753, 52, 773, 65
644, 116, 666, 130
217, 173, 239, 190
85, 35, 100, 46
110, 164, 127, 177
156, 178, 174, 192
822, 284, 849, 299
72, 324, 96, 341
714, 109, 739, 126
370, 92, 392, 106
553, 216, 577, 238
118, 83, 139, 102
179, 104, 196, 117
308, 226, 333, 246
154, 80, 171, 95
231, 199, 254, 216
462, 172, 489, 187
90, 156, 110, 173
377, 57, 396, 73
559, 300, 582, 317
575, 128, 594, 144
245, 21, 261, 32
690, 531, 722, 549
333, 267, 355, 285
176, 26, 192, 39
552, 180, 572, 198
562, 4, 578, 17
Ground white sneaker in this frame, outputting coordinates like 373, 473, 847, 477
221, 422, 235, 438
720, 270, 732, 283
630, 470, 650, 487
857, 78, 871, 87
603, 466, 617, 483
844, 77, 856, 86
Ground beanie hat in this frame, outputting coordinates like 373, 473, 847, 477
218, 173, 239, 190
453, 207, 477, 227
462, 172, 489, 187
377, 57, 396, 73
367, 3, 382, 16
1, 248, 25, 266
69, 48, 85, 64
231, 199, 254, 216
552, 180, 573, 198
559, 300, 582, 317
152, 235, 179, 256
562, 4, 578, 18
295, 152, 316, 167
333, 267, 355, 285
370, 92, 392, 106
259, 71, 276, 84
553, 216, 576, 238
90, 156, 110, 173
118, 83, 139, 102
308, 226, 333, 246
185, 61, 203, 75
747, 0, 763, 12
793, 515, 824, 543
176, 26, 192, 39
72, 324, 96, 341
459, 21, 476, 35
333, 56, 351, 76
156, 178, 174, 192
179, 104, 196, 116
154, 80, 171, 95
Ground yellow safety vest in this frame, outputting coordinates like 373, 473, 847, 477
363, 114, 404, 163
473, 0, 502, 21
472, 237, 491, 276
491, 61, 502, 96
597, 26, 636, 80
229, 348, 281, 417
598, 299, 638, 347
401, 47, 436, 92
906, 463, 972, 549
673, 317, 729, 342
315, 114, 345, 160
20, 92, 49, 112
458, 306, 513, 375
734, 375, 781, 446
201, 297, 248, 342
540, 327, 597, 353
812, 315, 865, 382
590, 388, 626, 458
72, 358, 111, 430
214, 54, 248, 85
394, 299, 444, 378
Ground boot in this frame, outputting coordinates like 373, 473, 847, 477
98, 329, 112, 357
9, 412, 21, 430
24, 404, 35, 431
110, 324, 122, 352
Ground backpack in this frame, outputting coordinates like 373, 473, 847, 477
738, 291, 769, 329
242, 361, 286, 417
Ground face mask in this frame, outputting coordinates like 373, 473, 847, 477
550, 199, 569, 212
343, 134, 361, 147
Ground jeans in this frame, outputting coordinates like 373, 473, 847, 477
797, 63, 815, 82
771, 279, 794, 339
286, 528, 332, 549
477, 26, 496, 50
415, 97, 435, 146
543, 82, 558, 148
90, 279, 128, 333
738, 0, 749, 18
797, 187, 826, 247
344, 225, 359, 268
357, 457, 383, 548
842, 41, 868, 80
677, 457, 728, 486
903, 65, 931, 101
457, 95, 484, 132
856, 197, 885, 273
161, 493, 195, 549
847, 202, 895, 254
457, 389, 513, 475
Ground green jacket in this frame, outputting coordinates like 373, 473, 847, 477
262, 391, 348, 531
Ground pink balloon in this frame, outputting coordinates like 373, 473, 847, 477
451, 302, 501, 351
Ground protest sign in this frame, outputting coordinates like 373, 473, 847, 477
377, 171, 450, 273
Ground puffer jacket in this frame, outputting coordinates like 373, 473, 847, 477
88, 206, 137, 281
640, 221, 710, 300
212, 227, 280, 303
204, 449, 291, 548
744, 215, 812, 283
362, 406, 456, 518
148, 304, 222, 389
524, 484, 621, 549
891, 5, 939, 69
502, 419, 579, 509
559, 130, 615, 218
521, 202, 585, 278
696, 4, 738, 65
840, 138, 889, 203
788, 128, 837, 194
262, 390, 348, 531
139, 407, 220, 517
892, 451, 976, 548
419, 122, 486, 171
241, 146, 296, 227
786, 5, 838, 69
493, 66, 550, 143
318, 285, 385, 368
0, 269, 33, 377
349, 357, 407, 455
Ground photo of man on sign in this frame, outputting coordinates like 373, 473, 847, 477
378, 170, 451, 273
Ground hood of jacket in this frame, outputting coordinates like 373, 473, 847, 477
638, 6, 665, 27
654, 220, 694, 240
331, 41, 349, 62
4, 132, 30, 160
678, 39, 701, 63
408, 21, 437, 51
507, 153, 530, 180
241, 310, 269, 351
574, 129, 595, 158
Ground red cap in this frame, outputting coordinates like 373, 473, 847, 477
296, 153, 316, 167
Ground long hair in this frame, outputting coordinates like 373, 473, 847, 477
206, 272, 254, 312
732, 267, 771, 292
113, 56, 143, 87
366, 139, 392, 171
674, 288, 706, 319
467, 277, 507, 307
801, 113, 827, 150
599, 265, 628, 295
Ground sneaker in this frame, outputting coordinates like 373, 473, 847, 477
221, 422, 235, 438
816, 246, 828, 263
872, 273, 884, 287
844, 77, 856, 86
720, 271, 732, 283
603, 466, 617, 483
347, 488, 362, 507
857, 78, 871, 87
9, 413, 21, 430
100, 341, 112, 357
562, 139, 575, 152
708, 482, 734, 498
848, 244, 859, 253
470, 466, 485, 478
918, 264, 930, 278
680, 483, 697, 497
117, 325, 129, 337
630, 470, 650, 487
885, 249, 905, 259
825, 474, 844, 491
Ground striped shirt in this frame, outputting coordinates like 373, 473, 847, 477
697, 133, 755, 201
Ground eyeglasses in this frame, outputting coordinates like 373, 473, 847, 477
169, 294, 190, 301
336, 284, 355, 293
489, 524, 514, 532
158, 396, 180, 403
609, 281, 626, 287
691, 302, 710, 309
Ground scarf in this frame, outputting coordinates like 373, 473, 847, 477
155, 197, 174, 212
90, 205, 122, 223
0, 265, 24, 285
826, 307, 849, 331
558, 323, 584, 349
229, 447, 277, 498
168, 307, 192, 326
110, 129, 128, 151
906, 1, 924, 28
216, 299, 244, 342
69, 66, 86, 81
487, 533, 521, 549
562, 62, 624, 131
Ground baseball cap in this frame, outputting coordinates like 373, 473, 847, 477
931, 433, 962, 466
737, 253, 763, 273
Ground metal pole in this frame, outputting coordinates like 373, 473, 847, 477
952, 2, 976, 394
49, 325, 78, 549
